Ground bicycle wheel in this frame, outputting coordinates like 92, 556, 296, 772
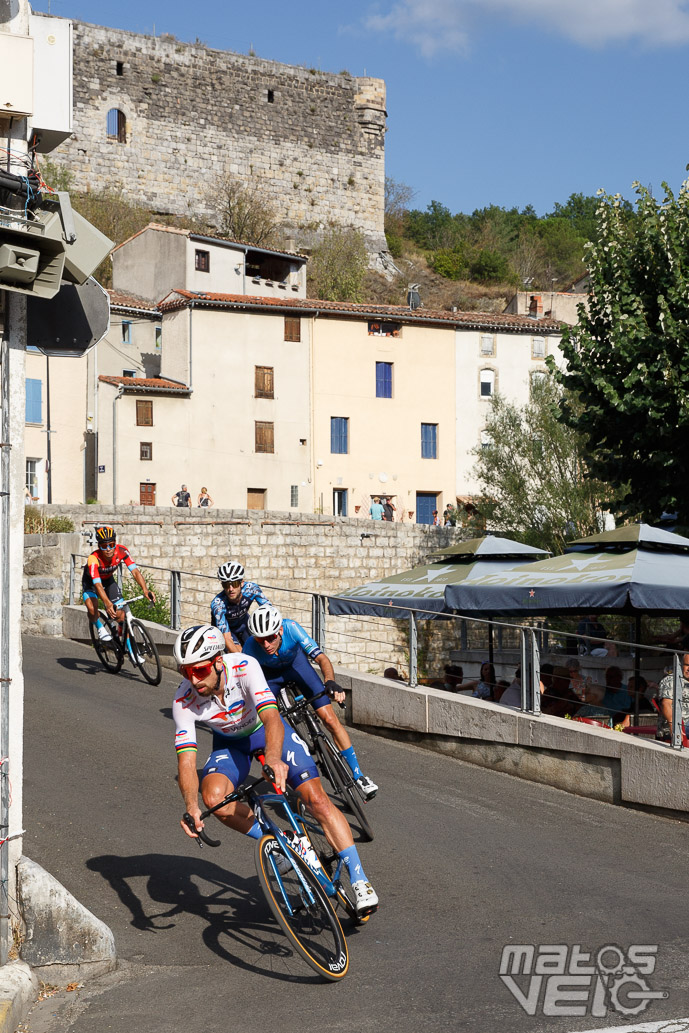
293, 810, 370, 926
88, 618, 124, 674
316, 739, 374, 842
129, 620, 162, 685
255, 835, 348, 981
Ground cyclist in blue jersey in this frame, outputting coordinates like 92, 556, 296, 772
210, 561, 270, 654
174, 624, 378, 917
244, 604, 379, 800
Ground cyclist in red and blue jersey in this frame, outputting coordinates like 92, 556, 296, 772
210, 561, 270, 653
243, 604, 379, 801
82, 525, 155, 642
174, 624, 378, 917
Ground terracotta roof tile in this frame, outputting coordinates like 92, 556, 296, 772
158, 289, 563, 332
113, 222, 306, 260
99, 375, 190, 394
107, 289, 160, 314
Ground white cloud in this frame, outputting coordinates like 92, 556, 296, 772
364, 0, 689, 53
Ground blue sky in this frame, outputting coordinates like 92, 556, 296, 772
31, 0, 689, 217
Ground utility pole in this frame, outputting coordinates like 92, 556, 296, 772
0, 0, 31, 966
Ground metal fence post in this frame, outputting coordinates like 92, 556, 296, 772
409, 612, 418, 688
672, 653, 683, 750
311, 594, 326, 652
69, 553, 76, 605
530, 629, 541, 716
170, 570, 182, 631
460, 618, 467, 651
520, 629, 528, 712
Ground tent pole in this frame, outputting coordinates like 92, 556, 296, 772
634, 614, 641, 724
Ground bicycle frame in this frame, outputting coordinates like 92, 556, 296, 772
106, 595, 146, 661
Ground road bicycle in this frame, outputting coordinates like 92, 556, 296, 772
184, 759, 354, 981
277, 685, 374, 841
89, 594, 162, 685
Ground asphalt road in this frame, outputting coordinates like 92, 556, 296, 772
18, 635, 689, 1033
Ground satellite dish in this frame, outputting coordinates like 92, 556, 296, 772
27, 277, 110, 357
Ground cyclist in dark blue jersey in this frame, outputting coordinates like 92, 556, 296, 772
210, 561, 270, 654
244, 604, 378, 800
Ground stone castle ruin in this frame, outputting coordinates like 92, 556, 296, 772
48, 20, 388, 258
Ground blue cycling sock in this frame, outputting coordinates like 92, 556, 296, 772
245, 821, 263, 840
337, 845, 367, 885
340, 746, 362, 780
95, 617, 104, 630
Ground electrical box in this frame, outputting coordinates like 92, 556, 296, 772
29, 14, 73, 152
0, 34, 34, 118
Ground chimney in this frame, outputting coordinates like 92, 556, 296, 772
528, 294, 543, 319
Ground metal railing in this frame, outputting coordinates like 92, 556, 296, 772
69, 551, 688, 751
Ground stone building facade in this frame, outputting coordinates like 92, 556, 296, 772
47, 19, 387, 255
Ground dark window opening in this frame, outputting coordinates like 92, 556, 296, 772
246, 249, 293, 283
368, 320, 401, 337
140, 442, 152, 461
116, 61, 124, 76
195, 249, 210, 273
106, 108, 127, 143
267, 89, 274, 103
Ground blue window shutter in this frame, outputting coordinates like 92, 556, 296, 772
331, 417, 348, 454
421, 423, 437, 459
25, 379, 42, 423
376, 362, 392, 398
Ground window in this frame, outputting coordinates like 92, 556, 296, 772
195, 249, 210, 273
480, 430, 491, 450
25, 378, 42, 423
255, 421, 274, 454
290, 485, 299, 508
284, 316, 301, 342
140, 482, 156, 505
26, 459, 38, 499
480, 369, 495, 399
333, 489, 348, 517
247, 488, 266, 510
255, 365, 274, 399
116, 61, 124, 76
480, 334, 495, 356
375, 361, 393, 398
531, 370, 547, 391
140, 442, 152, 461
368, 321, 401, 337
121, 320, 132, 344
155, 326, 162, 351
123, 368, 137, 378
106, 108, 126, 143
532, 336, 546, 359
136, 400, 153, 426
330, 417, 349, 454
421, 423, 438, 459
267, 89, 274, 103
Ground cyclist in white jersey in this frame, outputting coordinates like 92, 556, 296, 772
173, 624, 378, 917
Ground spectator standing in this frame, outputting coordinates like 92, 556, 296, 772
171, 484, 191, 508
369, 497, 384, 521
443, 502, 457, 526
382, 497, 396, 522
197, 487, 214, 508
655, 655, 689, 741
575, 613, 608, 654
432, 510, 440, 526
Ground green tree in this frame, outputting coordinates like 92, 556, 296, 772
205, 173, 280, 246
552, 180, 689, 521
470, 376, 608, 554
308, 226, 368, 302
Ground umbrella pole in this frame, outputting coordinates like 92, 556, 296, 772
488, 621, 494, 666
634, 614, 641, 724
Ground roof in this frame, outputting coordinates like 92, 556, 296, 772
113, 222, 307, 261
98, 375, 191, 395
107, 290, 160, 316
158, 290, 564, 333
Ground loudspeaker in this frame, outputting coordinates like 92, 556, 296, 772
0, 223, 65, 299
27, 277, 110, 357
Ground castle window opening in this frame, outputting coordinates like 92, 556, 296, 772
116, 61, 124, 76
106, 108, 127, 143
267, 89, 274, 103
195, 249, 210, 273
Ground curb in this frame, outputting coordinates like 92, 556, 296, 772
0, 961, 38, 1033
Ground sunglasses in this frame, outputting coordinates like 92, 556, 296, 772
181, 660, 216, 680
99, 543, 116, 551
257, 634, 279, 644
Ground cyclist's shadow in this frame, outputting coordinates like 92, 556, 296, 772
56, 655, 139, 680
87, 852, 324, 983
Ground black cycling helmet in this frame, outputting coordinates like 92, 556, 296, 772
95, 525, 117, 546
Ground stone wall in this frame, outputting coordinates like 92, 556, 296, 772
22, 534, 80, 638
48, 20, 387, 255
26, 505, 467, 676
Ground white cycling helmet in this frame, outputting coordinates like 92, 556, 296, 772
174, 624, 225, 666
217, 561, 245, 583
248, 604, 283, 638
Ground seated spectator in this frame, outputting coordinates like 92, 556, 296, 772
493, 679, 510, 702
540, 663, 555, 693
575, 682, 612, 724
498, 668, 522, 708
541, 665, 581, 718
384, 667, 403, 680
601, 665, 631, 718
566, 657, 585, 697
590, 640, 618, 658
618, 674, 658, 729
576, 613, 609, 654
462, 661, 497, 700
443, 665, 464, 692
655, 652, 689, 741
